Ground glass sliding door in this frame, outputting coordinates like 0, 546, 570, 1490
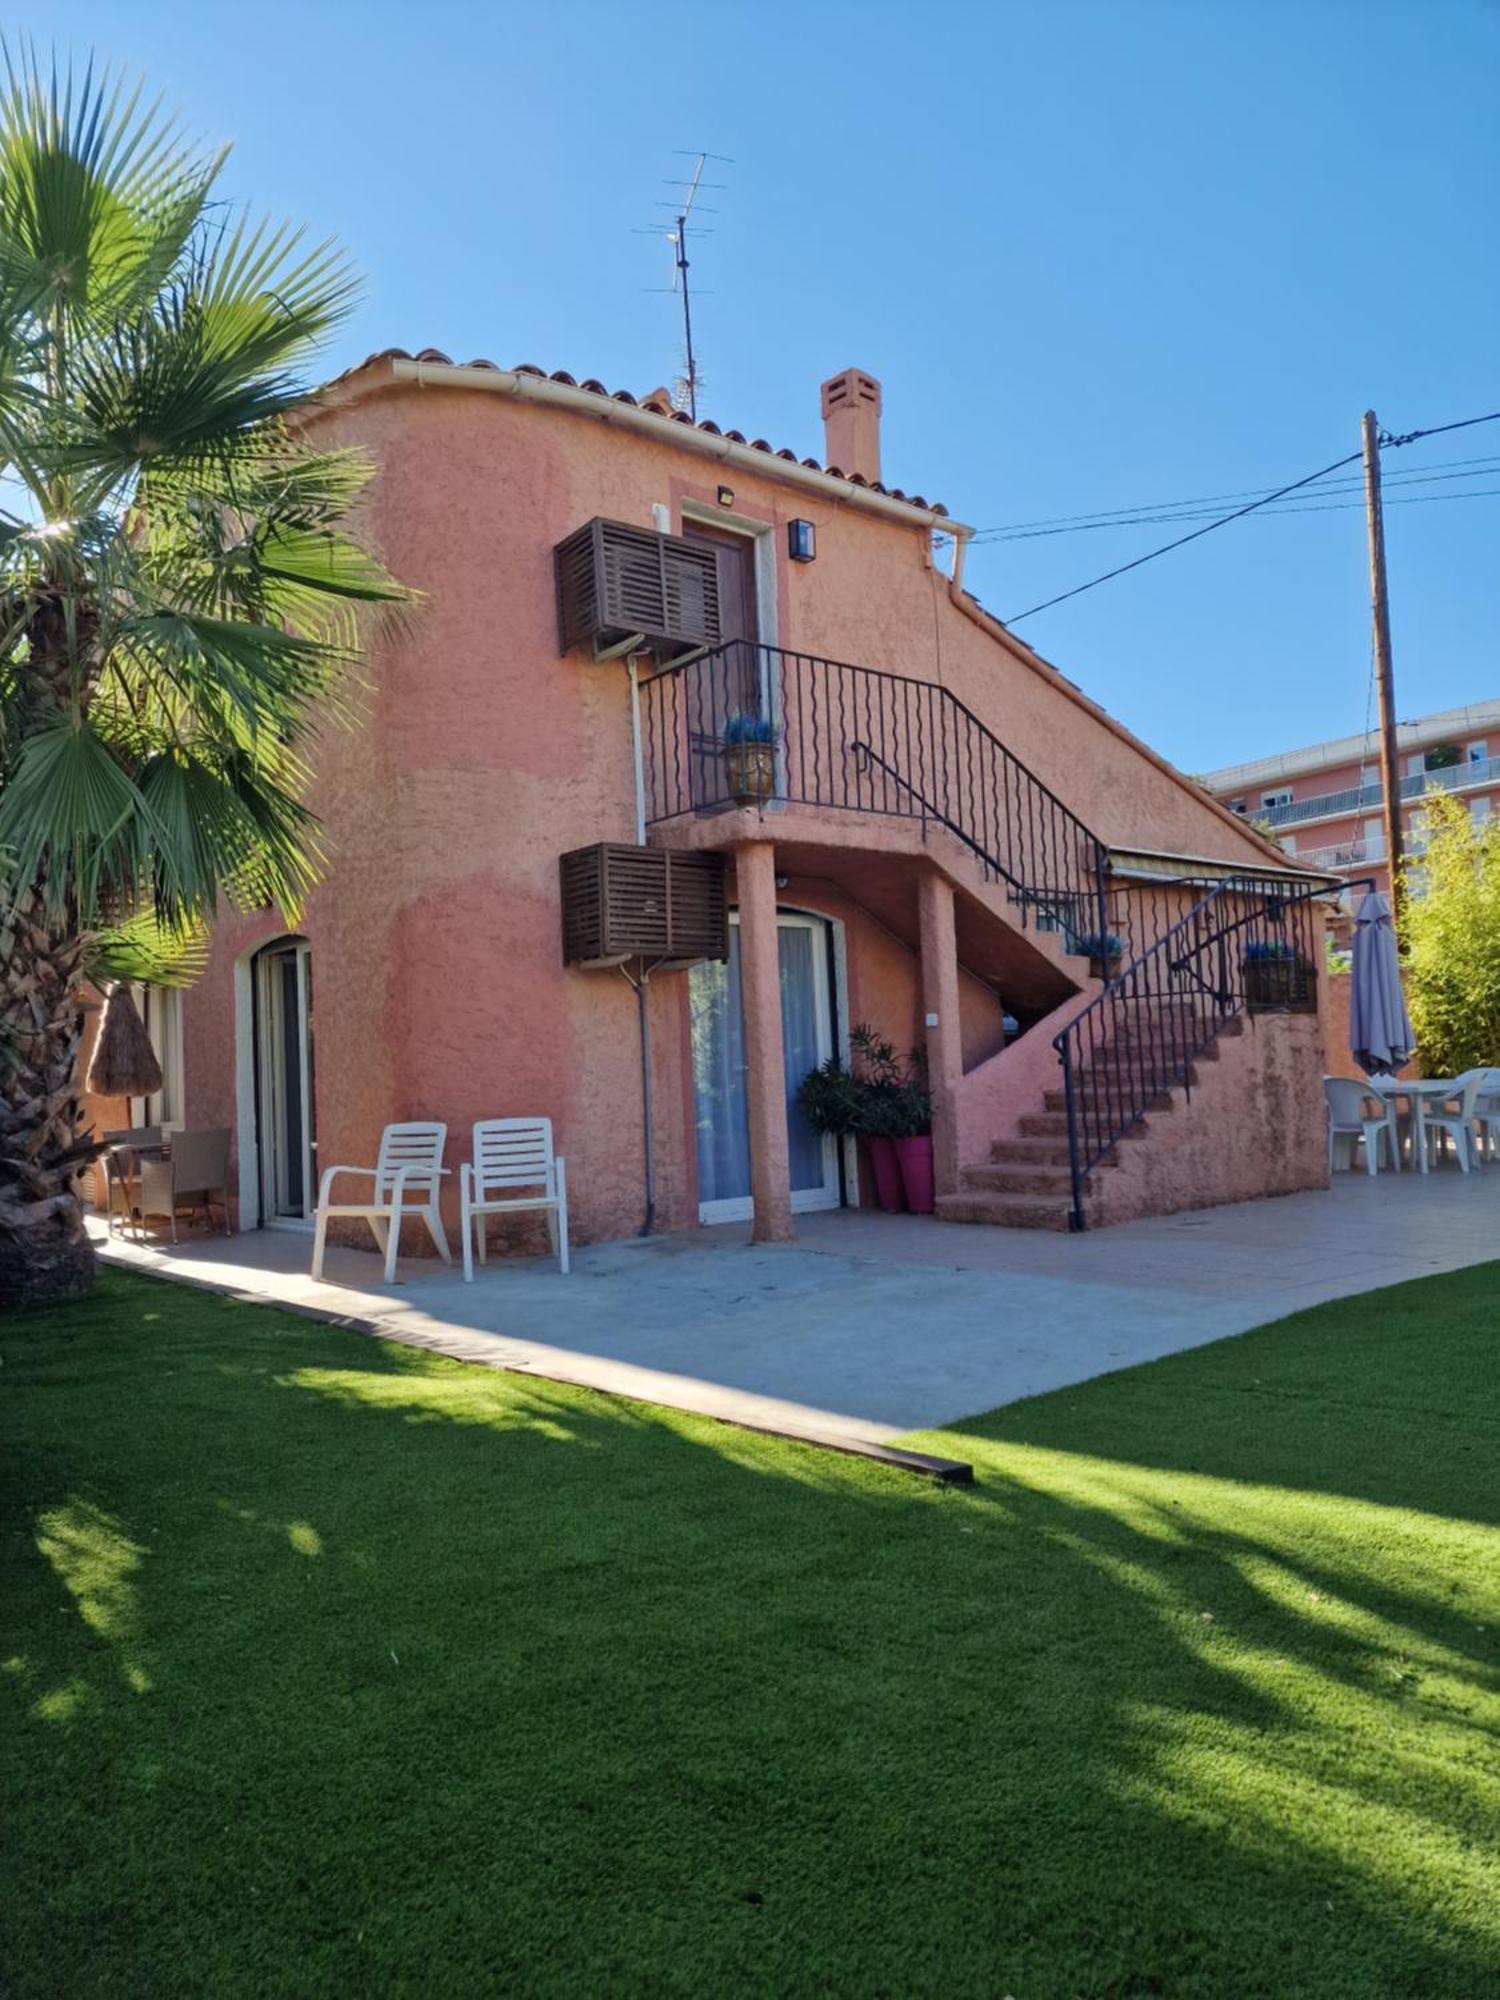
690, 912, 840, 1223
254, 939, 316, 1225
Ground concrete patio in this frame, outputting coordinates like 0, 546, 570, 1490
93, 1166, 1500, 1452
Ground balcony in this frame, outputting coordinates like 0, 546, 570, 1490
637, 637, 1110, 935
1255, 753, 1500, 831
1296, 833, 1428, 874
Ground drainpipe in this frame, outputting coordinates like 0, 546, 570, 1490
627, 653, 647, 844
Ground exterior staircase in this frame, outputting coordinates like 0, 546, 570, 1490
639, 635, 1328, 1232
937, 1013, 1247, 1230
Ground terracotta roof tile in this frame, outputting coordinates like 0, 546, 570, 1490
327, 348, 947, 515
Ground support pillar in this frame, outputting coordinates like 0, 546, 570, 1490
918, 869, 963, 1197
735, 841, 793, 1242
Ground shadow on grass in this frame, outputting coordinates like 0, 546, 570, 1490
2, 1266, 1498, 1999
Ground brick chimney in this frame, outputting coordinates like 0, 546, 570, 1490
820, 368, 882, 483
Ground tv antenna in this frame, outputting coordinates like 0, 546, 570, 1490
636, 150, 732, 421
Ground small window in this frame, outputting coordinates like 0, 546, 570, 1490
1261, 788, 1292, 812
1467, 740, 1488, 764
1471, 798, 1491, 826
1227, 798, 1247, 815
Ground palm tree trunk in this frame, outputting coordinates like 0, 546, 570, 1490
0, 888, 96, 1307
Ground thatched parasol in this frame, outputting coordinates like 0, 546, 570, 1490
86, 985, 164, 1099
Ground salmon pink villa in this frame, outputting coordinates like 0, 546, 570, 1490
111, 355, 1341, 1249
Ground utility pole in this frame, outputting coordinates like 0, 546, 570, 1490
1362, 409, 1404, 931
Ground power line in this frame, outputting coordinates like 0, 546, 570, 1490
1003, 450, 1362, 623
971, 470, 1500, 544
1001, 408, 1500, 624
1382, 409, 1500, 448
968, 453, 1500, 543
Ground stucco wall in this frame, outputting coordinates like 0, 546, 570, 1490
1095, 1012, 1330, 1223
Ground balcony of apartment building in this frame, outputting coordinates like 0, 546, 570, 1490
1295, 799, 1494, 891
1229, 740, 1500, 837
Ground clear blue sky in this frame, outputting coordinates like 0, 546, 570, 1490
44, 0, 1500, 772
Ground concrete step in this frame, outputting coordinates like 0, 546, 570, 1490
989, 1130, 1136, 1166
1043, 1085, 1175, 1115
990, 1135, 1075, 1166
1082, 1039, 1213, 1067
962, 1161, 1090, 1197
935, 1190, 1082, 1231
1018, 1111, 1071, 1138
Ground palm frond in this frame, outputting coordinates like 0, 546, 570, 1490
0, 717, 160, 918
0, 41, 220, 332
89, 904, 209, 986
0, 48, 412, 948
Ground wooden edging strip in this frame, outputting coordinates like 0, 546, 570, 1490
99, 1251, 975, 1486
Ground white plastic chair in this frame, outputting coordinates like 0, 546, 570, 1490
312, 1122, 451, 1283
1323, 1077, 1400, 1176
461, 1118, 569, 1280
1421, 1072, 1486, 1173
1468, 1067, 1500, 1164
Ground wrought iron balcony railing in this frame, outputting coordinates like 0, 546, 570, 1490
639, 638, 1112, 941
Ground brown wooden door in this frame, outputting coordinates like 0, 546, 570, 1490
682, 523, 761, 808
683, 522, 758, 646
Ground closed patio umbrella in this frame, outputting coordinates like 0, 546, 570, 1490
86, 985, 164, 1099
1350, 890, 1415, 1076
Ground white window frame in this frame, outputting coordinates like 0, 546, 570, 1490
128, 985, 184, 1129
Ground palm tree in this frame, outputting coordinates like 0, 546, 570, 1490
0, 51, 411, 1306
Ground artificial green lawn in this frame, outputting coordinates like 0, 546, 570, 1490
4, 1267, 1498, 1998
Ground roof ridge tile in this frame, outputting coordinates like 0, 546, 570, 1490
326, 348, 947, 514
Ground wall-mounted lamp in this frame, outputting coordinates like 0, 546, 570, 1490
716, 484, 735, 508
787, 518, 817, 563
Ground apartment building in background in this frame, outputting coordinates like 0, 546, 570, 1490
1204, 698, 1500, 902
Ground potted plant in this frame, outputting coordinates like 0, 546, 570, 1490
797, 1057, 861, 1147
1069, 931, 1125, 979
1242, 938, 1316, 1011
849, 1026, 935, 1214
722, 712, 778, 806
890, 1078, 935, 1214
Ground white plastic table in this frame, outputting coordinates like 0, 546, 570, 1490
1366, 1077, 1461, 1175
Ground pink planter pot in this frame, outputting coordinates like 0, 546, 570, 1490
894, 1135, 935, 1214
865, 1136, 907, 1213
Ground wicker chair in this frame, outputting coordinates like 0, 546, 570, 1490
99, 1127, 162, 1234
136, 1128, 232, 1240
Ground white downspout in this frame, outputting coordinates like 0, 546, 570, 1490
628, 654, 647, 844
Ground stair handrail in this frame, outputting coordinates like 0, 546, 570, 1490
846, 737, 1110, 940
640, 636, 1112, 944
1053, 872, 1327, 1230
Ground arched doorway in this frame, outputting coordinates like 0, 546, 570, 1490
251, 937, 315, 1226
